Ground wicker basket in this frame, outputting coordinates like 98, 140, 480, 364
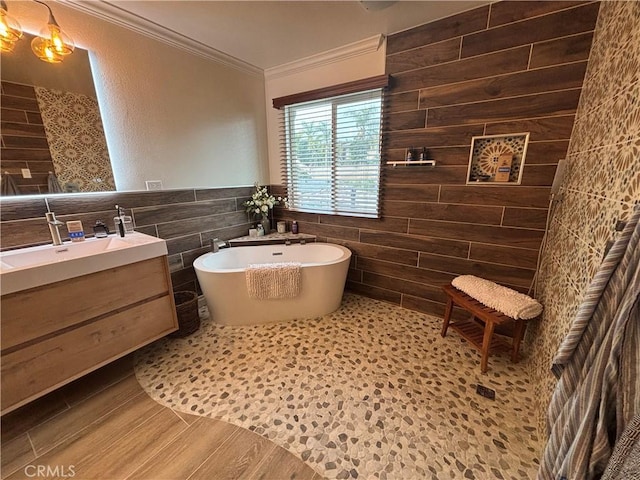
170, 291, 200, 338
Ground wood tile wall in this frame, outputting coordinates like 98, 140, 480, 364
275, 1, 599, 319
1, 81, 55, 195
0, 187, 253, 292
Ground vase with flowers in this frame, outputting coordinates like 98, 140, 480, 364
243, 183, 288, 235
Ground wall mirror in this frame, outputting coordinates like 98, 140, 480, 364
1, 31, 114, 196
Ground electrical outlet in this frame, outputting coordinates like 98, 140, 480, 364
476, 384, 495, 400
21, 168, 32, 179
145, 180, 163, 191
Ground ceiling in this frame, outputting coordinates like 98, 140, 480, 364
98, 1, 488, 70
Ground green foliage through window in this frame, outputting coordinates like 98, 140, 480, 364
282, 89, 382, 217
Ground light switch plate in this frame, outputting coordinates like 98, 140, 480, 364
21, 168, 32, 179
145, 180, 163, 191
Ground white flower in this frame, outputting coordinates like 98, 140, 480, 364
244, 182, 287, 217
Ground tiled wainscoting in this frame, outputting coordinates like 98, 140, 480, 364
0, 187, 253, 292
275, 1, 599, 320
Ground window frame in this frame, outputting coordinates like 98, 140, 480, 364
274, 75, 389, 218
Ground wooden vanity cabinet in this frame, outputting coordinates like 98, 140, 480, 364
0, 255, 178, 414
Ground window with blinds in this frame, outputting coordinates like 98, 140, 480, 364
280, 88, 383, 218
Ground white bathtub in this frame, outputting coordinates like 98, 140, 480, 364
193, 243, 351, 325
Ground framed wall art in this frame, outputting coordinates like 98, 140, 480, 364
466, 133, 530, 185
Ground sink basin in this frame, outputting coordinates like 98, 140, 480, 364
1, 237, 132, 269
1, 233, 168, 295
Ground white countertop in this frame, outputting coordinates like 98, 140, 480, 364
229, 232, 316, 246
1, 232, 168, 295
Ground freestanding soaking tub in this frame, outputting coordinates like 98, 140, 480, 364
193, 242, 351, 325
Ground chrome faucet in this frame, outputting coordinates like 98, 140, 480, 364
210, 238, 230, 253
45, 212, 64, 246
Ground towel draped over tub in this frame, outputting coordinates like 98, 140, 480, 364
451, 275, 543, 320
246, 262, 301, 300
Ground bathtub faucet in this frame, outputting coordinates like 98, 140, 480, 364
210, 238, 230, 253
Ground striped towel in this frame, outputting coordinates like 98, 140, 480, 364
601, 415, 640, 480
246, 262, 301, 300
451, 275, 543, 320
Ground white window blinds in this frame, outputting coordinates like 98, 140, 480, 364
280, 88, 383, 218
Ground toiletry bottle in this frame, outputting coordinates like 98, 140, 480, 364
93, 220, 109, 238
406, 147, 414, 162
66, 221, 85, 242
419, 147, 427, 162
113, 205, 134, 235
292, 220, 298, 234
122, 215, 134, 233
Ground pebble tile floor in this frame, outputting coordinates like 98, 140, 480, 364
135, 293, 542, 480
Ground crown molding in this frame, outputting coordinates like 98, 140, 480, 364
264, 34, 385, 80
57, 0, 263, 77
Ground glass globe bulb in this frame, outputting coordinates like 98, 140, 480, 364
31, 23, 74, 63
0, 6, 23, 53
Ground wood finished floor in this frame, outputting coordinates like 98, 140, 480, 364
0, 355, 321, 480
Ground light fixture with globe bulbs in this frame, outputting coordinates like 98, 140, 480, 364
30, 0, 74, 63
0, 0, 74, 63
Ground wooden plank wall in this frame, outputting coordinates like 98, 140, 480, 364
0, 187, 253, 293
275, 1, 599, 318
1, 81, 56, 195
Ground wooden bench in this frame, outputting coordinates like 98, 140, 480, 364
441, 284, 530, 373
